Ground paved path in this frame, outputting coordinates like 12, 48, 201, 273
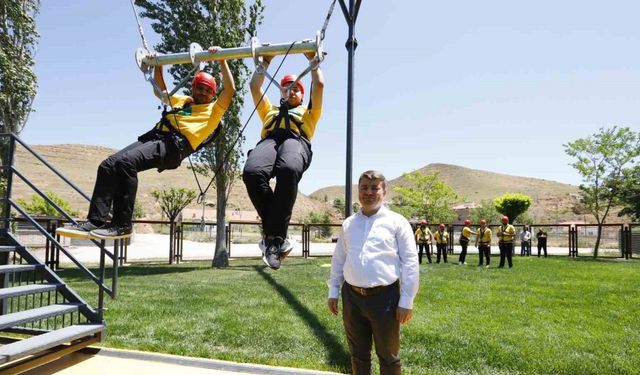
24, 347, 343, 375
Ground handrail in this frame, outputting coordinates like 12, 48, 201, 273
9, 199, 114, 298
4, 133, 91, 202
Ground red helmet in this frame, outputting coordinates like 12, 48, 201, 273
501, 215, 509, 223
464, 219, 471, 226
192, 72, 217, 93
480, 219, 487, 225
420, 220, 427, 225
281, 74, 304, 94
439, 224, 445, 229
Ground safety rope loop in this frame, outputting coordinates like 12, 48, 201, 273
320, 0, 338, 42
130, 0, 150, 51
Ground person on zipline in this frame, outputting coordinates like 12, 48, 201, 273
243, 52, 324, 270
61, 47, 235, 240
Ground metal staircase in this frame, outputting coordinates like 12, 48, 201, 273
0, 133, 117, 373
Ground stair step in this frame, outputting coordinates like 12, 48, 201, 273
0, 304, 81, 331
0, 284, 60, 300
0, 323, 104, 365
0, 264, 41, 274
0, 246, 22, 253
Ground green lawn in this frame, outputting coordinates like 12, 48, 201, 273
59, 256, 640, 374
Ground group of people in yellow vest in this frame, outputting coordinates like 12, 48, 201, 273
414, 216, 518, 268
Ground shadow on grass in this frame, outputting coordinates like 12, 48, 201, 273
254, 265, 351, 371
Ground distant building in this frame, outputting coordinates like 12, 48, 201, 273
452, 201, 480, 224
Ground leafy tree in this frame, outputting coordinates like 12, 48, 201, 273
333, 197, 344, 209
17, 191, 78, 217
0, 0, 40, 217
132, 202, 145, 219
493, 193, 532, 224
391, 171, 460, 224
304, 211, 331, 238
615, 165, 640, 221
469, 199, 501, 225
151, 188, 196, 264
564, 126, 640, 256
0, 0, 39, 139
136, 0, 264, 268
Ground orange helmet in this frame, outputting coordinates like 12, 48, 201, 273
480, 219, 487, 225
464, 219, 471, 226
420, 220, 427, 225
281, 74, 304, 94
501, 215, 509, 223
192, 71, 217, 93
439, 223, 445, 230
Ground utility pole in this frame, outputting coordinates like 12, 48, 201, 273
339, 0, 362, 218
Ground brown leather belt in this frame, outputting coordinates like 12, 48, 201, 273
347, 280, 398, 297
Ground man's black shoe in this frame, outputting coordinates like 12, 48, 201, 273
91, 224, 133, 239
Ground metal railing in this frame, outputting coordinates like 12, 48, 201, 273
1, 133, 121, 319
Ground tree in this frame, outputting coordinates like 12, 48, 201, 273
615, 165, 640, 221
0, 0, 40, 140
151, 188, 196, 264
136, 0, 264, 268
493, 193, 532, 224
391, 171, 460, 224
17, 191, 78, 217
469, 199, 501, 225
564, 126, 640, 256
304, 211, 331, 238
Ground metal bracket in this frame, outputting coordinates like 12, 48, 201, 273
189, 42, 204, 71
135, 47, 151, 73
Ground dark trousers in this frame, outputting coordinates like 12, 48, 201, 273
342, 281, 401, 375
436, 243, 447, 263
458, 239, 469, 263
242, 132, 312, 238
478, 245, 490, 266
499, 242, 514, 268
537, 240, 547, 257
417, 243, 432, 264
520, 241, 531, 256
88, 133, 183, 226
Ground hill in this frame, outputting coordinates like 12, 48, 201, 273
12, 144, 336, 222
310, 163, 583, 223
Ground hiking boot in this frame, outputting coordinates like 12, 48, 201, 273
262, 238, 281, 270
57, 221, 104, 238
91, 224, 133, 239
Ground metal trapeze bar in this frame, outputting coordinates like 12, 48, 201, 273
137, 39, 319, 68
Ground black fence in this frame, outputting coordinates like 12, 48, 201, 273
11, 217, 639, 264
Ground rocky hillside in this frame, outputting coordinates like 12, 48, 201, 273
12, 144, 337, 222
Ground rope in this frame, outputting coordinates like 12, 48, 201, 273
320, 0, 338, 42
129, 0, 150, 51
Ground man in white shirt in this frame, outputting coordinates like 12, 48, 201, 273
327, 170, 419, 375
520, 226, 532, 256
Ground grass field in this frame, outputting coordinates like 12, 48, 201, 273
59, 256, 639, 374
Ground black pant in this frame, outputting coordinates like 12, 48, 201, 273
417, 243, 431, 264
342, 281, 401, 375
243, 132, 312, 238
436, 243, 447, 263
458, 239, 469, 263
499, 242, 514, 268
88, 132, 184, 226
537, 240, 547, 257
478, 245, 490, 266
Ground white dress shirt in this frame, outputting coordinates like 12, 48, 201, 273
327, 206, 419, 309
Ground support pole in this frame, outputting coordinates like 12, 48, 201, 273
137, 39, 320, 68
339, 0, 361, 218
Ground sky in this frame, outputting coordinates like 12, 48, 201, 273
22, 1, 640, 195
